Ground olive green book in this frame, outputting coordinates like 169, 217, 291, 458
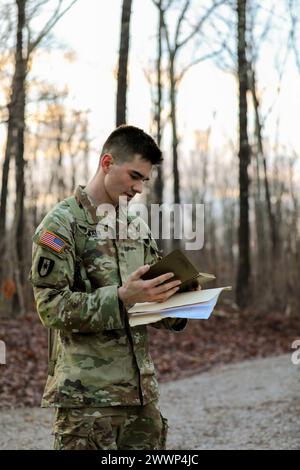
141, 249, 215, 293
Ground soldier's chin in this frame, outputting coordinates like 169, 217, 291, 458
120, 193, 133, 202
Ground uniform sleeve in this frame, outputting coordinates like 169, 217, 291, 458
143, 233, 188, 332
29, 205, 124, 334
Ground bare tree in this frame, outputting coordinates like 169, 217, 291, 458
116, 0, 133, 126
153, 0, 164, 205
247, 3, 283, 260
152, 0, 223, 204
0, 0, 78, 313
236, 0, 251, 308
37, 99, 91, 203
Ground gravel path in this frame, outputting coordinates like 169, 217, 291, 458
1, 354, 299, 450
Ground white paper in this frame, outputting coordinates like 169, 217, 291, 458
128, 286, 231, 314
128, 288, 228, 326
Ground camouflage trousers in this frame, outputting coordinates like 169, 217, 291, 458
53, 401, 168, 450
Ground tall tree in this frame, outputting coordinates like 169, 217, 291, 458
153, 0, 164, 205
116, 0, 132, 126
249, 62, 278, 255
152, 0, 222, 204
0, 0, 77, 312
236, 0, 251, 308
246, 4, 280, 260
10, 0, 26, 314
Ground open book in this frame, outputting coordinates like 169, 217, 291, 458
129, 249, 231, 327
141, 249, 216, 293
128, 286, 232, 327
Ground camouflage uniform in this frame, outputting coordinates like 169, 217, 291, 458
29, 186, 186, 450
53, 402, 168, 450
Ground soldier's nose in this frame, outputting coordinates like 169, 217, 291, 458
132, 181, 143, 194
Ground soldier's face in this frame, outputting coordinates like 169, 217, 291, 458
103, 154, 152, 206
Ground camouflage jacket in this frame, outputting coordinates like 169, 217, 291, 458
29, 186, 186, 408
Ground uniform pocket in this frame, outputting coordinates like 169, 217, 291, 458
53, 409, 117, 450
53, 408, 94, 437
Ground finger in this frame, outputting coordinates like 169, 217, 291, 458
130, 264, 150, 281
156, 285, 180, 302
147, 272, 175, 287
154, 279, 181, 294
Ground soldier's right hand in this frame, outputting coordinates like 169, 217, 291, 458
117, 264, 181, 308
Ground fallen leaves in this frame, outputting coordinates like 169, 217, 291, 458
2, 279, 16, 300
0, 307, 298, 408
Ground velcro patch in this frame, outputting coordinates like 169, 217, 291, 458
38, 257, 54, 277
39, 230, 66, 253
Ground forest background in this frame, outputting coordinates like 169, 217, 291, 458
0, 0, 299, 407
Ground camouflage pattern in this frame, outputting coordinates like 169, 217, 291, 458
29, 186, 186, 409
53, 401, 168, 450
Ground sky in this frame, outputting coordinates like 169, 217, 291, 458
3, 0, 300, 182
33, 0, 157, 172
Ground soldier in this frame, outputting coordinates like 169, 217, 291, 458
29, 125, 187, 450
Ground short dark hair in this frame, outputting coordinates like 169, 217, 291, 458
101, 125, 162, 165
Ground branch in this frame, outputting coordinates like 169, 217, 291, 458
247, 0, 274, 64
256, 6, 274, 46
174, 0, 191, 47
177, 0, 224, 50
25, 22, 31, 52
160, 9, 172, 56
288, 0, 300, 73
207, 16, 235, 62
151, 0, 172, 55
26, 0, 50, 22
27, 0, 78, 56
261, 40, 290, 128
175, 47, 224, 84
151, 0, 175, 12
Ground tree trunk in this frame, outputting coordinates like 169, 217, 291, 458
116, 0, 132, 126
0, 126, 13, 241
168, 54, 181, 250
153, 1, 163, 205
14, 0, 27, 279
249, 65, 278, 255
0, 0, 27, 311
10, 0, 27, 313
236, 0, 251, 308
169, 55, 180, 205
57, 113, 66, 201
0, 0, 26, 268
250, 68, 268, 285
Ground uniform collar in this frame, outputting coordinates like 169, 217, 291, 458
74, 185, 99, 224
74, 185, 136, 227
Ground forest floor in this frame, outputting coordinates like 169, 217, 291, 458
0, 304, 299, 408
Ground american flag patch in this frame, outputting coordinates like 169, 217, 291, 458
40, 230, 66, 253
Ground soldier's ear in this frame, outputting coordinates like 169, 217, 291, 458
101, 153, 114, 173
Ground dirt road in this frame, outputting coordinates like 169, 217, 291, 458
1, 354, 299, 450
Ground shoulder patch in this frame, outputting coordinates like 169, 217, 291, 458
38, 257, 54, 277
39, 230, 66, 253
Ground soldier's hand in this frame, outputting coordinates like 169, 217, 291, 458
118, 264, 181, 308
